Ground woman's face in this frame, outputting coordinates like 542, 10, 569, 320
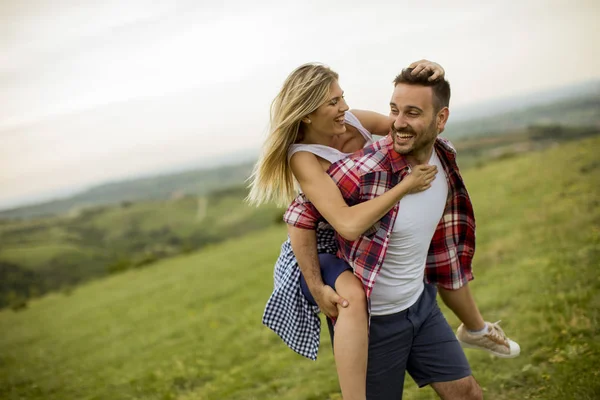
305, 80, 349, 138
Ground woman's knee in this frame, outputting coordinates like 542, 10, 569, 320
336, 272, 367, 310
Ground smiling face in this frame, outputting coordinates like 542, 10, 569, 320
389, 83, 449, 163
303, 80, 349, 141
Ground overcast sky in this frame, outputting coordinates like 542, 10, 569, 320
1, 0, 599, 209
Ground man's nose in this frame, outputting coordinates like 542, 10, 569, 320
394, 114, 408, 129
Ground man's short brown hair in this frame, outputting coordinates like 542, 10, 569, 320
393, 68, 451, 112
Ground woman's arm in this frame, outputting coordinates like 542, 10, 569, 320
290, 152, 436, 241
349, 109, 390, 136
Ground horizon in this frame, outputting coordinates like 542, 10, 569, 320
2, 0, 599, 210
1, 80, 598, 212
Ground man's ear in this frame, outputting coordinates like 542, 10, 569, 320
436, 107, 449, 134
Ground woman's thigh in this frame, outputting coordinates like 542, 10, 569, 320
299, 253, 352, 305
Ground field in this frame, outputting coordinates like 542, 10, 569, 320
0, 137, 599, 399
0, 187, 281, 308
1, 123, 596, 310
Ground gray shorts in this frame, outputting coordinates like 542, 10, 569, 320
365, 283, 472, 399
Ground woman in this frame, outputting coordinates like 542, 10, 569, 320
248, 61, 518, 400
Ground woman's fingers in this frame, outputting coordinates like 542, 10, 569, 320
410, 63, 429, 77
428, 69, 442, 81
409, 59, 427, 69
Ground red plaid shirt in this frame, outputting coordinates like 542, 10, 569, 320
284, 135, 475, 297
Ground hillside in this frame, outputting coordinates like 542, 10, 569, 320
0, 186, 281, 308
0, 162, 254, 220
0, 137, 598, 399
444, 94, 600, 139
2, 89, 599, 221
449, 79, 600, 122
0, 126, 597, 309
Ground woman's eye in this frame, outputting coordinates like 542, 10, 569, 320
330, 99, 338, 105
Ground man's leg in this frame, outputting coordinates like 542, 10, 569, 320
366, 311, 414, 400
431, 376, 483, 400
406, 284, 479, 399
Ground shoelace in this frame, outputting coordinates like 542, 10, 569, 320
488, 320, 509, 344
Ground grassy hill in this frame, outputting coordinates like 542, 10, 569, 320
444, 94, 600, 139
0, 186, 281, 308
0, 162, 254, 220
0, 137, 598, 399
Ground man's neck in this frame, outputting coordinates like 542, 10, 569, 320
405, 144, 435, 166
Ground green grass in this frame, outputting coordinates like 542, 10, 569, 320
0, 244, 97, 271
1, 137, 599, 399
0, 188, 281, 305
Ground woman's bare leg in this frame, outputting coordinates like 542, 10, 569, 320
333, 270, 368, 400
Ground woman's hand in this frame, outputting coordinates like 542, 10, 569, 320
401, 164, 438, 193
408, 60, 445, 81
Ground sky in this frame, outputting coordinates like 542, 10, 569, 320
1, 0, 599, 210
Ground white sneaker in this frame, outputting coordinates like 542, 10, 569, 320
457, 320, 520, 358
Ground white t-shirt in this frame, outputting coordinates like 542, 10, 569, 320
370, 149, 448, 316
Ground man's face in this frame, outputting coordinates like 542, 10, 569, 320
388, 83, 444, 156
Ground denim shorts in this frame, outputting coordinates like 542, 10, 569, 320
299, 253, 352, 306
368, 283, 472, 398
323, 283, 472, 399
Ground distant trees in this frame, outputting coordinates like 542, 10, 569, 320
0, 185, 284, 310
0, 261, 40, 310
528, 124, 597, 141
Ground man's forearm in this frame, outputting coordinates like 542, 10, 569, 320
288, 225, 323, 293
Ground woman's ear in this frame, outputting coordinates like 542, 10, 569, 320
302, 117, 312, 124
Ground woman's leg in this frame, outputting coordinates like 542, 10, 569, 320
333, 270, 368, 400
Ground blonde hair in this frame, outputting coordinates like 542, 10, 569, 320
246, 63, 339, 207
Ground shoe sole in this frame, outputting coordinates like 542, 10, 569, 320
459, 340, 520, 358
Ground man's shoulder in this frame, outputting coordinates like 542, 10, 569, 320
333, 136, 391, 176
436, 137, 457, 155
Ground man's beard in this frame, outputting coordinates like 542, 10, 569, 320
390, 119, 437, 155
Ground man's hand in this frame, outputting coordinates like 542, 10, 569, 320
312, 284, 349, 319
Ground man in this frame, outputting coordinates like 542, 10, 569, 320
284, 70, 484, 399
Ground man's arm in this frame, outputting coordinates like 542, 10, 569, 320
288, 225, 348, 318
283, 157, 363, 316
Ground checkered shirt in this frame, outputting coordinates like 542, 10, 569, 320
284, 134, 476, 297
264, 135, 476, 360
262, 225, 337, 360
